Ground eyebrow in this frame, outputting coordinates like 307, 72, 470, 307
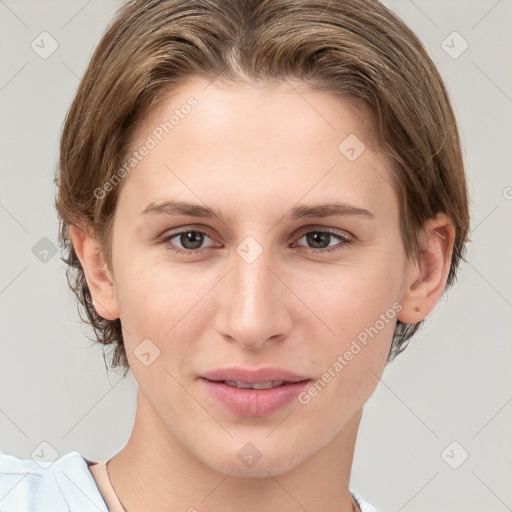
139, 200, 375, 221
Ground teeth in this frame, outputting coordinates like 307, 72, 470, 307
223, 380, 285, 390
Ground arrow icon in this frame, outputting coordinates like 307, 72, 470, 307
31, 31, 59, 59
338, 134, 365, 161
440, 31, 468, 59
441, 441, 469, 469
237, 441, 262, 467
135, 339, 161, 365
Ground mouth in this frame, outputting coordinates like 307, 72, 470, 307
204, 379, 307, 390
200, 378, 312, 417
200, 366, 310, 385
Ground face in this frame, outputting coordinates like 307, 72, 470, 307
90, 78, 414, 476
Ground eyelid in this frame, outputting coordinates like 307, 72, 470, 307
159, 224, 217, 240
160, 227, 219, 248
294, 225, 354, 241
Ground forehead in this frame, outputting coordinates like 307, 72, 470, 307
118, 77, 396, 220
140, 77, 376, 151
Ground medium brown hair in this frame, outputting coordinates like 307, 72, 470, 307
55, 0, 471, 375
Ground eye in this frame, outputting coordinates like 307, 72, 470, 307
292, 229, 353, 253
161, 229, 217, 254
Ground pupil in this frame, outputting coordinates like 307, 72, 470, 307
181, 231, 203, 250
307, 232, 329, 249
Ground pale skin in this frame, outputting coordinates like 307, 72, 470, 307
70, 77, 455, 512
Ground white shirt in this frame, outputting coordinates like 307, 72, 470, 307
0, 450, 380, 511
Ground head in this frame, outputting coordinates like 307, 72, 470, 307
56, 0, 470, 476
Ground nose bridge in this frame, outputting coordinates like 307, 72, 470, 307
220, 239, 290, 348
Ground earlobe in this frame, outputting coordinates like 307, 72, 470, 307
69, 223, 120, 321
397, 215, 455, 324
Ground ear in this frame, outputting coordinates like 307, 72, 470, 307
69, 222, 120, 321
398, 214, 455, 324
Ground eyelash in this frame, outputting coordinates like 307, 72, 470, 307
160, 228, 353, 255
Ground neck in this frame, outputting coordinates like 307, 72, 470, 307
107, 388, 363, 512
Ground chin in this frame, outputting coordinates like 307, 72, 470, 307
201, 444, 307, 479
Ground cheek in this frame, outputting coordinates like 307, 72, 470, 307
114, 254, 217, 359
294, 251, 402, 378
116, 262, 208, 402
295, 275, 399, 422
296, 250, 403, 327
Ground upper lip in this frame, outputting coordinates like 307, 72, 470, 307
200, 366, 310, 383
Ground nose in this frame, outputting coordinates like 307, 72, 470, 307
216, 245, 293, 351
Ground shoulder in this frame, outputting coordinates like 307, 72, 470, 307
0, 449, 108, 512
351, 488, 381, 512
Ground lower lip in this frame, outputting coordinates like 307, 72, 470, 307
200, 378, 311, 417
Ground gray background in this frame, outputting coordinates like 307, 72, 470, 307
1, 1, 511, 511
